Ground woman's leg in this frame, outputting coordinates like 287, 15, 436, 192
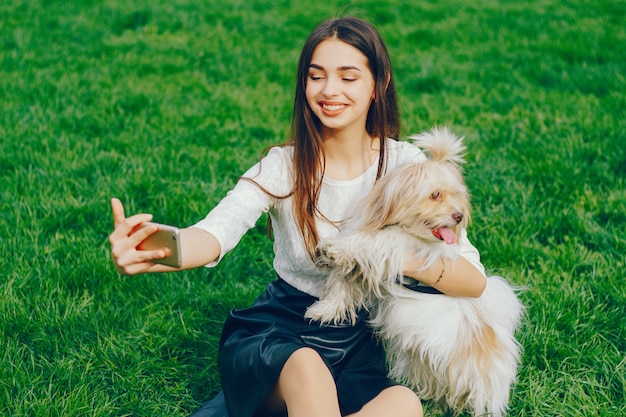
347, 385, 423, 417
266, 347, 422, 417
270, 347, 343, 417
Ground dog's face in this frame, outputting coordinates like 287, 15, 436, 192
360, 160, 470, 244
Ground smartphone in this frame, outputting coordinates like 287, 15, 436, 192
136, 222, 182, 268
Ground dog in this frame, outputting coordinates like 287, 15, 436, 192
306, 127, 523, 417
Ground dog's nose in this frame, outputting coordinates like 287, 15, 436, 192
452, 211, 463, 224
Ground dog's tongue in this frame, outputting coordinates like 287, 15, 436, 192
433, 227, 457, 245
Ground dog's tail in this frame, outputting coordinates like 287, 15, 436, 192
409, 126, 466, 165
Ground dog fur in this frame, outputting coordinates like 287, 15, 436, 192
306, 127, 523, 417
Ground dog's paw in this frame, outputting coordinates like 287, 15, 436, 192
305, 299, 358, 326
317, 240, 357, 270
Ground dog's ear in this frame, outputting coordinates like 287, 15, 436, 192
360, 164, 424, 231
410, 126, 466, 165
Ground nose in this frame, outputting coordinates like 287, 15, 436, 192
322, 76, 340, 97
452, 211, 463, 224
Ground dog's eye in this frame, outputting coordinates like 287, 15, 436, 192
430, 191, 441, 200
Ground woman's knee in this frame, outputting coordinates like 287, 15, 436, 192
389, 386, 423, 417
272, 348, 341, 416
279, 347, 333, 388
354, 385, 422, 417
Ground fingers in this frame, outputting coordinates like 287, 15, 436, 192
109, 198, 157, 275
108, 213, 154, 247
114, 260, 157, 276
113, 248, 166, 275
109, 197, 153, 242
111, 241, 165, 275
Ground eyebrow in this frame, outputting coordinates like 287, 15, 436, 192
308, 64, 362, 72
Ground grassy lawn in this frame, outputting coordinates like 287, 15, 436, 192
1, 0, 624, 416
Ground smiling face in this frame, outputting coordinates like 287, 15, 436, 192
305, 38, 376, 138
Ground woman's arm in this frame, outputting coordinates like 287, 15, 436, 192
402, 255, 486, 297
109, 198, 220, 275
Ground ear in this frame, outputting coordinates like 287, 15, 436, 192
361, 164, 418, 230
372, 72, 391, 101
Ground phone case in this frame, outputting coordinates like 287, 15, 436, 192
137, 222, 182, 268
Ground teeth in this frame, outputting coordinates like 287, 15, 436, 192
323, 104, 345, 111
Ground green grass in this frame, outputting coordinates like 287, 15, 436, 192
1, 0, 624, 416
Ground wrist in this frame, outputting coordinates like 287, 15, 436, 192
431, 258, 446, 286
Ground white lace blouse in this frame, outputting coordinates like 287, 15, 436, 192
192, 139, 485, 297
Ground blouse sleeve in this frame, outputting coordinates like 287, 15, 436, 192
191, 147, 290, 266
458, 229, 486, 277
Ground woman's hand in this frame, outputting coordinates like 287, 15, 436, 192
108, 198, 169, 275
109, 198, 223, 275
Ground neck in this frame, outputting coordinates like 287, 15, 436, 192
321, 122, 379, 151
320, 128, 381, 181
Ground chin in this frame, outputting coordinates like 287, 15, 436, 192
306, 127, 524, 417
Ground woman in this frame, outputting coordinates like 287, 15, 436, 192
109, 16, 486, 417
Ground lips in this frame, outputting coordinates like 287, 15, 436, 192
320, 102, 346, 115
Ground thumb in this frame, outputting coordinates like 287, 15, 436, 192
111, 198, 126, 226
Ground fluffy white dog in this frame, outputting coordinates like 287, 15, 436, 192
306, 127, 524, 417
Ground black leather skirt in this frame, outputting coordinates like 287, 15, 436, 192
189, 277, 397, 417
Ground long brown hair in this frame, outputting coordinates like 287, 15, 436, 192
247, 16, 400, 259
